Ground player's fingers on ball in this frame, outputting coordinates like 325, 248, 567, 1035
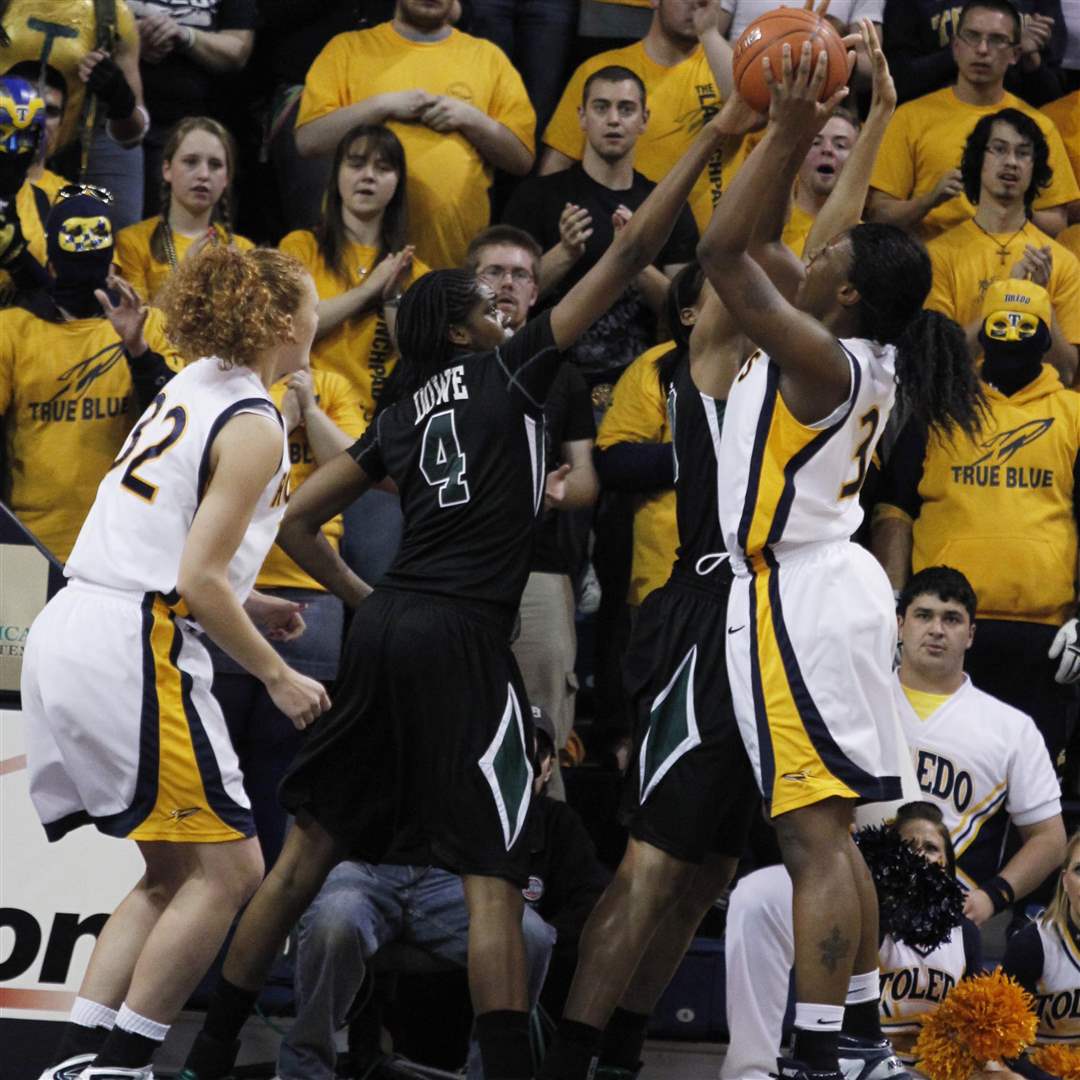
780, 43, 795, 83
824, 84, 849, 110
762, 55, 778, 89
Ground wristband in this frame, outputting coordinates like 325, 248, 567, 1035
979, 875, 1016, 914
108, 103, 150, 148
180, 24, 197, 51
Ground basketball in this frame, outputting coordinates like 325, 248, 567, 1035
732, 7, 850, 113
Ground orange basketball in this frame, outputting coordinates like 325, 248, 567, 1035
732, 7, 850, 114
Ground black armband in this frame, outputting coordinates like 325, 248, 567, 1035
979, 875, 1016, 914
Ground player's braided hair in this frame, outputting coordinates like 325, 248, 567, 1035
656, 261, 706, 393
159, 245, 308, 366
394, 269, 486, 396
848, 223, 986, 440
150, 116, 239, 266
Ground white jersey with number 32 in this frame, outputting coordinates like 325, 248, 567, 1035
65, 357, 288, 603
717, 337, 897, 568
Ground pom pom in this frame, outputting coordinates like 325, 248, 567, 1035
914, 970, 1038, 1080
1030, 1043, 1080, 1080
854, 824, 966, 949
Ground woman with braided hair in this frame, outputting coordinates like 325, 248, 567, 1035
179, 106, 749, 1080
114, 116, 251, 305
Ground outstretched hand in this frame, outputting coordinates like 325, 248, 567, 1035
763, 37, 854, 131
97, 274, 149, 354
858, 18, 896, 118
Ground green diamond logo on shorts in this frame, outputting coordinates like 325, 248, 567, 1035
479, 684, 534, 850
639, 644, 702, 803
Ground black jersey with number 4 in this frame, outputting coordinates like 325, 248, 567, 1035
668, 356, 729, 582
349, 311, 559, 622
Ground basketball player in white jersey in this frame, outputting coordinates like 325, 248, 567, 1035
697, 45, 986, 1080
1004, 831, 1080, 1051
27, 246, 331, 1080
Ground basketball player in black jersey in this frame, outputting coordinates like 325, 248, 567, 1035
179, 110, 747, 1080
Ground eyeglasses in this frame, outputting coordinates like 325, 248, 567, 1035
985, 139, 1034, 161
477, 264, 534, 285
956, 28, 1017, 51
57, 182, 114, 205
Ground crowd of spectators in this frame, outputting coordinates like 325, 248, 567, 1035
6, 0, 1080, 1072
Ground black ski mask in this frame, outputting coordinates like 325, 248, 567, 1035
46, 191, 115, 320
977, 278, 1052, 396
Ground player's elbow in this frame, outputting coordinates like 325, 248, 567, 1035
697, 231, 738, 269
175, 564, 230, 616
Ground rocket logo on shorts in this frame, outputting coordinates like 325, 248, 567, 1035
478, 685, 534, 850
639, 645, 703, 803
523, 875, 545, 903
169, 806, 203, 822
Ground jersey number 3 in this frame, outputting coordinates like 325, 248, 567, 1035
112, 392, 188, 503
421, 409, 470, 507
839, 407, 880, 500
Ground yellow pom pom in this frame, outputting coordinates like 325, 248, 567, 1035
1030, 1043, 1080, 1080
914, 970, 1038, 1080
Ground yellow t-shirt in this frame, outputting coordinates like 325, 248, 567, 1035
30, 168, 69, 202
297, 23, 535, 271
0, 176, 62, 303
926, 218, 1080, 345
902, 684, 954, 721
870, 87, 1080, 241
1042, 90, 1080, 197
257, 370, 366, 591
279, 229, 430, 423
1058, 223, 1080, 262
783, 202, 815, 260
1, 0, 139, 152
875, 364, 1080, 626
542, 40, 728, 233
114, 218, 255, 305
0, 305, 182, 561
596, 342, 678, 606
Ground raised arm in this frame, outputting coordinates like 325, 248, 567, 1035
803, 19, 896, 261
698, 42, 856, 419
687, 282, 745, 400
695, 0, 736, 101
548, 112, 740, 352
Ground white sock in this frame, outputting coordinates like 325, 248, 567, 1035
115, 1003, 170, 1042
70, 997, 118, 1030
794, 1001, 844, 1032
845, 968, 880, 1005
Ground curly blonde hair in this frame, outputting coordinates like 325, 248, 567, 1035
159, 246, 309, 367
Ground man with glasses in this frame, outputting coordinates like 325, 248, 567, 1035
869, 0, 1079, 240
926, 108, 1080, 383
502, 66, 697, 389
465, 224, 599, 800
883, 0, 1066, 105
